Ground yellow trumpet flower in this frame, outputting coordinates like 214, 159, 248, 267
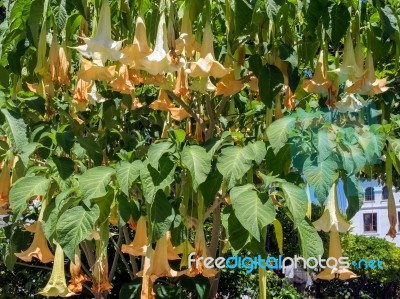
168, 107, 190, 121
15, 202, 54, 264
120, 15, 152, 68
315, 231, 358, 281
76, 58, 116, 82
0, 163, 11, 204
215, 71, 244, 97
149, 89, 175, 111
313, 183, 351, 233
48, 33, 70, 85
109, 64, 135, 94
75, 0, 123, 65
92, 255, 112, 295
303, 49, 332, 96
346, 52, 389, 95
190, 22, 230, 78
37, 242, 76, 297
175, 5, 198, 58
121, 216, 148, 256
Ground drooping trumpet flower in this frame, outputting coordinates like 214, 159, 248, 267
141, 14, 184, 75
215, 70, 244, 97
0, 163, 11, 204
48, 33, 70, 85
68, 248, 90, 293
120, 15, 152, 68
313, 183, 351, 233
346, 52, 389, 95
386, 155, 397, 238
109, 64, 135, 94
37, 242, 76, 297
169, 107, 190, 121
185, 226, 218, 277
303, 48, 333, 96
173, 67, 190, 99
76, 58, 116, 82
189, 22, 230, 78
15, 201, 54, 264
315, 231, 358, 281
75, 0, 123, 65
92, 254, 112, 295
121, 216, 148, 256
149, 89, 175, 111
175, 5, 197, 58
333, 30, 363, 87
72, 79, 94, 112
34, 21, 48, 77
139, 233, 185, 298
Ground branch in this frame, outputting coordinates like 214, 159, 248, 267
110, 235, 134, 280
166, 91, 206, 131
81, 241, 95, 269
215, 96, 230, 119
204, 197, 225, 220
205, 95, 216, 141
15, 262, 53, 272
122, 226, 138, 277
108, 227, 123, 281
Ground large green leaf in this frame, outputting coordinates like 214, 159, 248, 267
9, 176, 50, 220
281, 182, 307, 224
247, 141, 267, 165
140, 156, 176, 203
266, 116, 296, 154
303, 157, 338, 202
79, 166, 115, 201
230, 184, 276, 241
322, 3, 350, 49
181, 145, 211, 190
265, 0, 283, 20
318, 129, 334, 162
55, 205, 100, 260
216, 145, 253, 189
258, 64, 284, 108
147, 141, 175, 168
235, 0, 256, 33
115, 160, 142, 196
356, 127, 385, 165
221, 205, 249, 253
342, 175, 364, 219
50, 0, 68, 32
297, 219, 324, 259
150, 191, 175, 242
1, 109, 28, 153
378, 5, 399, 42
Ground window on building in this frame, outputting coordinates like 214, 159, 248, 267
363, 213, 377, 232
365, 187, 375, 201
382, 186, 388, 200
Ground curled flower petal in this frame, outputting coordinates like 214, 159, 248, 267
121, 216, 148, 256
109, 64, 134, 94
77, 58, 116, 82
68, 249, 89, 294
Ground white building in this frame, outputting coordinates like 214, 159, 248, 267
349, 180, 400, 247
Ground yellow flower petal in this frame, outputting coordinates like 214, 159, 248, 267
121, 216, 148, 256
77, 58, 116, 82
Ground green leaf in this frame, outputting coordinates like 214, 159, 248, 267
1, 109, 28, 153
303, 157, 338, 202
9, 176, 50, 220
378, 5, 399, 42
318, 129, 334, 162
266, 116, 296, 154
147, 141, 175, 168
297, 219, 323, 259
216, 145, 253, 189
230, 184, 276, 241
52, 156, 74, 180
115, 160, 142, 196
92, 189, 114, 225
140, 157, 176, 203
199, 171, 223, 207
279, 44, 298, 68
323, 3, 350, 49
27, 0, 45, 46
76, 136, 103, 166
281, 182, 307, 224
79, 166, 115, 201
55, 205, 100, 260
50, 0, 68, 32
342, 174, 364, 219
265, 0, 283, 20
174, 129, 186, 143
235, 0, 256, 33
247, 141, 267, 164
356, 127, 385, 165
150, 191, 175, 242
222, 205, 249, 253
248, 54, 263, 77
258, 64, 284, 108
181, 145, 211, 190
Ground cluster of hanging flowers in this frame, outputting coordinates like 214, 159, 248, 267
302, 18, 389, 112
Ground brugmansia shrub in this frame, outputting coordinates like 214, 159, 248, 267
0, 0, 399, 298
